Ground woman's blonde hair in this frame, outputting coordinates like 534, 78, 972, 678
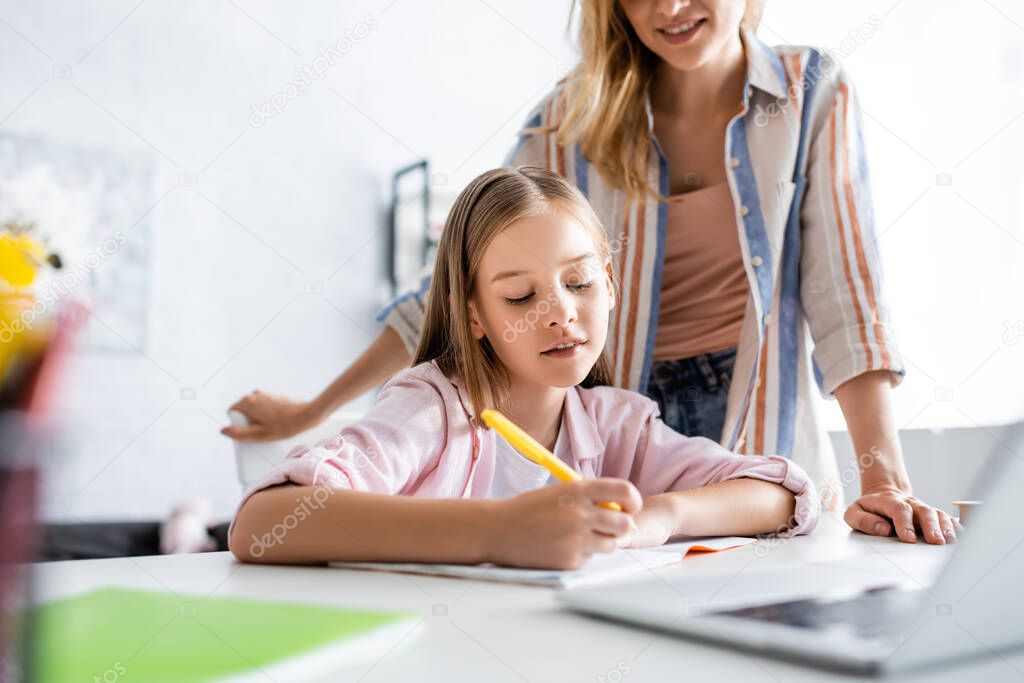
550, 0, 765, 200
413, 166, 616, 421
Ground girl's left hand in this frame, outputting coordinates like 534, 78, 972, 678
617, 495, 678, 549
844, 486, 962, 545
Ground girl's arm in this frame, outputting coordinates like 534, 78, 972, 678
229, 485, 497, 564
596, 393, 820, 547
620, 479, 797, 548
230, 479, 643, 569
621, 415, 819, 534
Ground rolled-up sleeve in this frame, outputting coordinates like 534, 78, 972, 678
799, 64, 906, 398
376, 273, 432, 356
631, 414, 820, 537
234, 371, 448, 506
502, 99, 548, 167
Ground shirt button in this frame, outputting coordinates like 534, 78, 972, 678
729, 157, 741, 168
751, 255, 763, 267
739, 205, 750, 217
763, 312, 774, 325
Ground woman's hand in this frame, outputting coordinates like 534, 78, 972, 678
617, 494, 678, 549
486, 478, 642, 570
221, 390, 323, 442
834, 371, 961, 545
844, 485, 962, 544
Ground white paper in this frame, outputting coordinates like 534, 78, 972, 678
330, 538, 755, 589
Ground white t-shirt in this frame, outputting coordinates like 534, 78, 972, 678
487, 426, 567, 499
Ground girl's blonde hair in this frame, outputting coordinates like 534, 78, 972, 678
414, 166, 616, 421
550, 0, 765, 200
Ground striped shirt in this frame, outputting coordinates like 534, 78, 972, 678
376, 30, 905, 512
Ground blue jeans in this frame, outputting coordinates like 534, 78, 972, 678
643, 348, 738, 443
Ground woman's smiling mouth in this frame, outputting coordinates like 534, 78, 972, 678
656, 17, 707, 44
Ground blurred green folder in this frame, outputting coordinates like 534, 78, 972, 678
29, 587, 419, 682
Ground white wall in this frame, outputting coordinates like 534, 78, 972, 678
1, 0, 1019, 522
764, 1, 1024, 434
1, 0, 577, 521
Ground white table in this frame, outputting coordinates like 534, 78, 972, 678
31, 515, 1023, 682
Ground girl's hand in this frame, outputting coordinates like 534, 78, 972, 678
617, 494, 679, 549
486, 478, 642, 570
221, 390, 323, 442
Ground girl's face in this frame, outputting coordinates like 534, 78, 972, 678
618, 0, 744, 72
468, 209, 615, 390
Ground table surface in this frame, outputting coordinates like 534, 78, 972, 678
30, 515, 1024, 682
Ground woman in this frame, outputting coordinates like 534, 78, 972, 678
224, 0, 958, 545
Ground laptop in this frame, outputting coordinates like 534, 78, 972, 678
557, 421, 1024, 675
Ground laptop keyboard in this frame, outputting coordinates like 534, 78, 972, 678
708, 585, 925, 639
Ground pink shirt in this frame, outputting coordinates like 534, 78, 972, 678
236, 361, 820, 536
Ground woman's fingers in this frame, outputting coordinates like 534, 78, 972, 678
913, 502, 945, 545
936, 509, 958, 543
849, 492, 962, 545
843, 504, 892, 536
220, 424, 265, 441
228, 391, 259, 413
857, 495, 918, 543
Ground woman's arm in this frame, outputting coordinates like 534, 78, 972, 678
622, 478, 797, 548
306, 327, 412, 421
230, 479, 643, 569
222, 326, 411, 441
835, 370, 959, 545
793, 67, 956, 544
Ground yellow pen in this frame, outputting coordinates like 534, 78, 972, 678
480, 408, 622, 512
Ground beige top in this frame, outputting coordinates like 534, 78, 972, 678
654, 181, 749, 361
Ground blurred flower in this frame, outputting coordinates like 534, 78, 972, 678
0, 219, 61, 290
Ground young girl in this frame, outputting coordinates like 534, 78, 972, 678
229, 167, 819, 570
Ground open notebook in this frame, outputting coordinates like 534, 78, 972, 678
331, 536, 755, 589
28, 587, 420, 683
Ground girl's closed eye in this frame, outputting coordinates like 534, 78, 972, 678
503, 280, 594, 306
504, 293, 533, 305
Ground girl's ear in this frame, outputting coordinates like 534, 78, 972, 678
467, 298, 486, 340
604, 261, 617, 312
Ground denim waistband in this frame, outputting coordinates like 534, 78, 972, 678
649, 347, 738, 392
